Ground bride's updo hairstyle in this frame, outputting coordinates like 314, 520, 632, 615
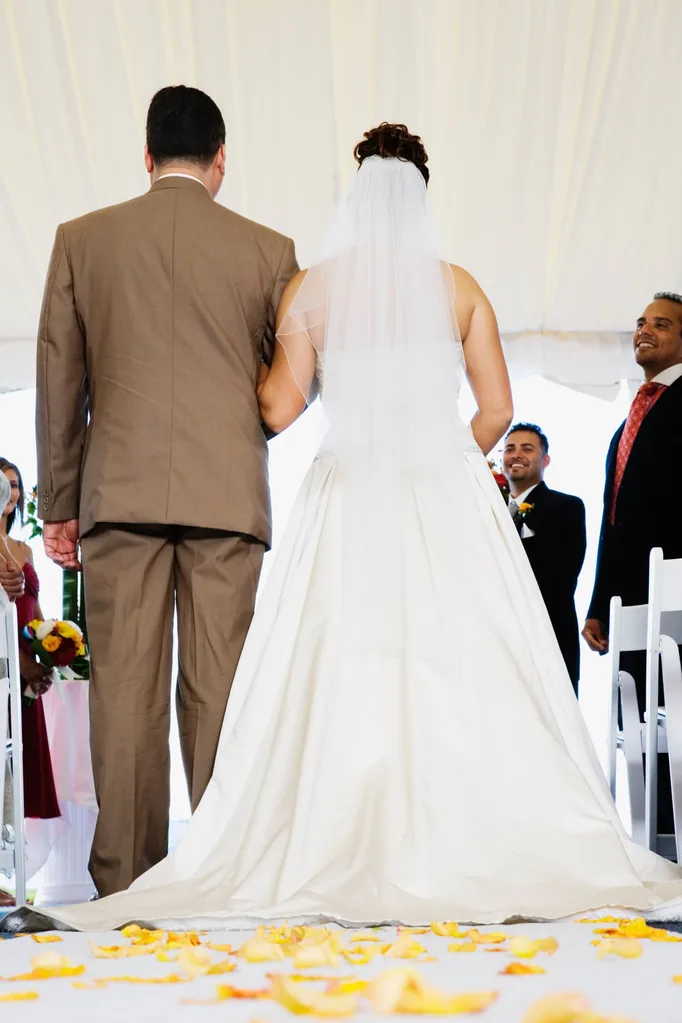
353, 123, 429, 184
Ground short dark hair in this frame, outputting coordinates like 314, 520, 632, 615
146, 86, 225, 169
505, 422, 549, 455
654, 291, 682, 305
0, 457, 24, 534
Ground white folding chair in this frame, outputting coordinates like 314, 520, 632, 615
645, 549, 682, 854
0, 584, 26, 907
607, 596, 649, 845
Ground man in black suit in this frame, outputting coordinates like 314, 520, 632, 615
583, 291, 682, 837
503, 423, 586, 694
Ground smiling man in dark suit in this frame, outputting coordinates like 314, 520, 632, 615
503, 423, 586, 694
583, 292, 682, 839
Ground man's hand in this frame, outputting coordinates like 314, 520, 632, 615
0, 557, 25, 600
582, 618, 609, 654
43, 520, 82, 571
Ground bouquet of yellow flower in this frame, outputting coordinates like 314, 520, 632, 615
23, 618, 87, 670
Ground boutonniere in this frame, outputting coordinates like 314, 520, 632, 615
516, 502, 534, 521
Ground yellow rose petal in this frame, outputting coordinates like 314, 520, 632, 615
448, 941, 478, 953
595, 938, 642, 959
509, 936, 559, 959
31, 934, 63, 944
431, 921, 466, 938
0, 991, 39, 1001
270, 975, 357, 1016
207, 959, 237, 975
239, 937, 286, 963
294, 943, 339, 969
369, 968, 497, 1015
523, 993, 591, 1022
176, 947, 214, 977
205, 942, 234, 953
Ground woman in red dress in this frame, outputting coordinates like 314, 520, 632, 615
1, 459, 60, 906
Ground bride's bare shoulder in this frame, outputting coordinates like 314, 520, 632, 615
445, 264, 491, 340
447, 263, 486, 298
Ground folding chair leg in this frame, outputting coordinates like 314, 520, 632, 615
5, 602, 25, 906
619, 671, 646, 845
660, 635, 682, 864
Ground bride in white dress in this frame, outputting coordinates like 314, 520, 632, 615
28, 124, 682, 931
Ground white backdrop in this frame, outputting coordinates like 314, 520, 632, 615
2, 0, 682, 393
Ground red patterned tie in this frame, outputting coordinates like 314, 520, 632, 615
610, 381, 665, 523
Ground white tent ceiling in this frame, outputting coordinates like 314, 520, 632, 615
2, 0, 681, 395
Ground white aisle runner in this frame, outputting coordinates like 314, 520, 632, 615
0, 920, 678, 1022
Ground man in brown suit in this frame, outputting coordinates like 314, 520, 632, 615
35, 86, 299, 897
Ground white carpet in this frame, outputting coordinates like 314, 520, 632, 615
0, 920, 680, 1022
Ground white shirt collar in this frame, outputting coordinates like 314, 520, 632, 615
510, 483, 538, 507
650, 362, 682, 386
156, 172, 209, 193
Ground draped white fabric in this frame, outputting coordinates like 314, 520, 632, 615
1, 0, 681, 394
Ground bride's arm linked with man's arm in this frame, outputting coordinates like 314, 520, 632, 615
257, 270, 316, 435
454, 265, 513, 455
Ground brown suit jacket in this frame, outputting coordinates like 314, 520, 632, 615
36, 175, 299, 547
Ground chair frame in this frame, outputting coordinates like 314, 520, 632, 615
0, 585, 26, 907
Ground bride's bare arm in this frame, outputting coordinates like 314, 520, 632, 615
257, 271, 317, 434
452, 265, 513, 455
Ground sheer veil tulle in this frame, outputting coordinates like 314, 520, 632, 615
275, 156, 478, 650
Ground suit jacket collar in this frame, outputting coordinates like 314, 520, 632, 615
149, 175, 213, 199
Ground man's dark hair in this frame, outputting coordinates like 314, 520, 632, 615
146, 86, 225, 168
653, 291, 682, 305
505, 422, 549, 455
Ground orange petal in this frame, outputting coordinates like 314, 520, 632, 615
500, 962, 546, 975
205, 942, 234, 953
466, 929, 507, 945
216, 984, 271, 1000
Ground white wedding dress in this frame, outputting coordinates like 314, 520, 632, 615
44, 158, 682, 931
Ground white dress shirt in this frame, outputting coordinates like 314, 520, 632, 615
156, 172, 209, 193
650, 362, 682, 387
509, 483, 538, 509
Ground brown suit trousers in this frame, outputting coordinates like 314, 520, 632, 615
35, 175, 298, 895
82, 524, 264, 895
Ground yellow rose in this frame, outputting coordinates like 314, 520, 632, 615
28, 619, 42, 632
518, 502, 533, 514
76, 643, 86, 657
56, 622, 78, 639
42, 635, 62, 653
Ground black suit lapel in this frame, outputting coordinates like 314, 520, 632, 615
519, 481, 547, 529
618, 374, 682, 487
